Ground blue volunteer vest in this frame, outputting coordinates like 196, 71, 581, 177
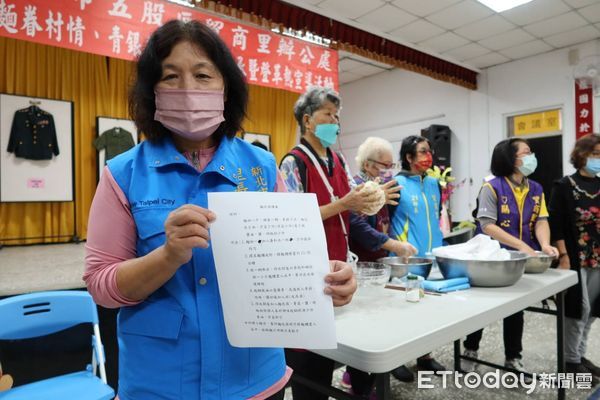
108, 136, 285, 400
389, 173, 443, 257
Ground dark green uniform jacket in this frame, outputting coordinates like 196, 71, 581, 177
93, 127, 136, 163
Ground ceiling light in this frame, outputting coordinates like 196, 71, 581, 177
476, 0, 533, 12
271, 27, 331, 47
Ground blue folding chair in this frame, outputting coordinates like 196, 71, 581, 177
0, 291, 114, 400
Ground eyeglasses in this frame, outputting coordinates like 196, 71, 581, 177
368, 159, 397, 169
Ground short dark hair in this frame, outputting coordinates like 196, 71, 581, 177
129, 20, 248, 142
490, 138, 529, 177
571, 133, 600, 169
400, 135, 430, 170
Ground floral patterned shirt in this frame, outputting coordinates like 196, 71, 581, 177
569, 174, 600, 268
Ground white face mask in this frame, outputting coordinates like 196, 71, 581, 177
154, 88, 225, 140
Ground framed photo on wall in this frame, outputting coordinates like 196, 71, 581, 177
0, 93, 74, 202
95, 116, 138, 180
242, 132, 271, 152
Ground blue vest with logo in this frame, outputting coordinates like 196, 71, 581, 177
389, 173, 443, 257
108, 136, 285, 400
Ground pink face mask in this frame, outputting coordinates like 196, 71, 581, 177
154, 88, 225, 141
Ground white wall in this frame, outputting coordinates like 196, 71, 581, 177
338, 38, 600, 222
486, 39, 600, 177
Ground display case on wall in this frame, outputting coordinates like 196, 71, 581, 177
0, 93, 74, 203
95, 116, 138, 181
242, 132, 271, 151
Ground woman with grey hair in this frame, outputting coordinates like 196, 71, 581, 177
280, 87, 399, 400
355, 137, 394, 179
280, 87, 399, 260
350, 137, 417, 262
341, 136, 418, 395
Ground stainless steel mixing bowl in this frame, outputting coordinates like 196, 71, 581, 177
377, 257, 433, 279
436, 251, 528, 287
524, 251, 553, 274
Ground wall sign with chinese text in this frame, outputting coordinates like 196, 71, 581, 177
512, 109, 561, 136
0, 0, 338, 93
575, 80, 594, 139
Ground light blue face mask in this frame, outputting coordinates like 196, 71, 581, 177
314, 123, 339, 148
585, 158, 600, 176
518, 153, 537, 176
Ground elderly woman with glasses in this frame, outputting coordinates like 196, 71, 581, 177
340, 137, 417, 395
349, 137, 417, 264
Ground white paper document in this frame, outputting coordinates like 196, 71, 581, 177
208, 192, 337, 349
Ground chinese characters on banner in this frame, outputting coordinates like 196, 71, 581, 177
575, 80, 594, 139
0, 0, 339, 93
208, 192, 336, 349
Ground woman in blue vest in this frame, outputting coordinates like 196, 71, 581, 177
389, 135, 444, 259
463, 137, 558, 373
389, 136, 444, 259
83, 20, 356, 400
388, 135, 447, 377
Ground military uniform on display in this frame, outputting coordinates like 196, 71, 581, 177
6, 105, 59, 160
93, 127, 136, 163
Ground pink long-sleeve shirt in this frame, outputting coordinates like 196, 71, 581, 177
84, 147, 290, 400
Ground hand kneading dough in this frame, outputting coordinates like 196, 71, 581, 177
360, 180, 387, 216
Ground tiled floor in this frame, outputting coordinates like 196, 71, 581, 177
283, 308, 600, 399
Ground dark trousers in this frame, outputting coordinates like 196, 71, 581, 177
285, 349, 334, 400
464, 310, 524, 359
347, 366, 375, 397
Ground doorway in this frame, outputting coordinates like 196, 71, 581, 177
527, 135, 563, 202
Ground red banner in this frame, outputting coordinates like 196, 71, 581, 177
575, 79, 594, 139
0, 0, 338, 93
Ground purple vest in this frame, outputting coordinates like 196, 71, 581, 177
477, 176, 543, 250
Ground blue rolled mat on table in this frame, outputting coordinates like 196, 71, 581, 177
422, 277, 470, 293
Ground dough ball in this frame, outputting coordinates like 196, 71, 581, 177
360, 180, 386, 216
